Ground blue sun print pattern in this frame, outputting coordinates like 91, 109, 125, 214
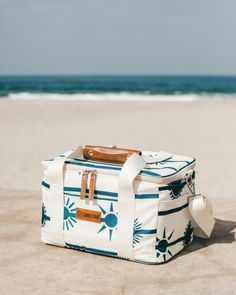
97, 203, 118, 241
41, 204, 50, 227
183, 221, 193, 246
133, 218, 157, 246
64, 197, 77, 230
156, 221, 193, 262
168, 179, 187, 199
160, 172, 195, 199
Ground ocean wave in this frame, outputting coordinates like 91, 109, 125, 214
2, 92, 236, 102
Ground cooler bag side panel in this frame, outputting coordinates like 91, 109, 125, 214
132, 180, 160, 263
156, 172, 195, 263
41, 164, 65, 246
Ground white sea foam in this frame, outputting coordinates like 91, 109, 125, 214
3, 92, 236, 102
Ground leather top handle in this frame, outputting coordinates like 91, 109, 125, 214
83, 145, 142, 164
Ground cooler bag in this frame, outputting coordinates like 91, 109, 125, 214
41, 145, 215, 264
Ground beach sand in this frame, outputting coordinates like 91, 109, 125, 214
0, 100, 236, 294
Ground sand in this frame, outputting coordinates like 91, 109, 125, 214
0, 100, 235, 294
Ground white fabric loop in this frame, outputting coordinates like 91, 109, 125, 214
117, 154, 146, 259
47, 146, 84, 246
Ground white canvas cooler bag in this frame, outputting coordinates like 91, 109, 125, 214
41, 145, 215, 264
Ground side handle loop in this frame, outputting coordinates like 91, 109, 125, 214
46, 146, 84, 246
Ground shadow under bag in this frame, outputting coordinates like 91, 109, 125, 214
41, 145, 215, 264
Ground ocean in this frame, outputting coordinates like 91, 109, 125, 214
1, 75, 236, 102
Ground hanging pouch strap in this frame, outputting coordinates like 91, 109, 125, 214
188, 195, 215, 239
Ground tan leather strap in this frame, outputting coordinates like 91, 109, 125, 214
83, 145, 141, 164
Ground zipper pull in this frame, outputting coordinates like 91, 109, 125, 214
80, 170, 89, 199
89, 171, 97, 201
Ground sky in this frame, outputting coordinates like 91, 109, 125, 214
0, 0, 236, 75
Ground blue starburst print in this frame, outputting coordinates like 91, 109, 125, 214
133, 218, 143, 245
156, 221, 193, 262
183, 221, 193, 246
168, 173, 195, 199
97, 203, 118, 241
133, 218, 157, 246
156, 227, 174, 262
64, 197, 77, 230
168, 180, 186, 199
41, 203, 50, 227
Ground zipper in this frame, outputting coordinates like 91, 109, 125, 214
72, 161, 195, 185
80, 170, 97, 200
77, 165, 195, 200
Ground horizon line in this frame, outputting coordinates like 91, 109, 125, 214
1, 73, 236, 77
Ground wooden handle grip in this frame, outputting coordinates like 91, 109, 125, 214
83, 145, 141, 164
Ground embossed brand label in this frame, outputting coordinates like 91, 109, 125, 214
76, 208, 101, 223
